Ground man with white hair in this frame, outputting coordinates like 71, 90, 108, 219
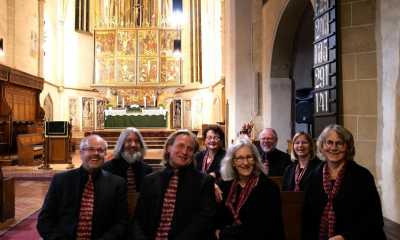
256, 128, 291, 176
103, 127, 152, 219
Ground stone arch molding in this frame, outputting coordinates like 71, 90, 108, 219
263, 0, 313, 149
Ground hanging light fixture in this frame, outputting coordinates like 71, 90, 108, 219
173, 39, 182, 59
171, 0, 184, 27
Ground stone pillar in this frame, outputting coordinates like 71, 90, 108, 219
224, 0, 254, 143
376, 0, 400, 223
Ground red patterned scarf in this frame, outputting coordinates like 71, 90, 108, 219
155, 171, 179, 240
294, 163, 307, 192
225, 175, 259, 225
202, 151, 213, 172
319, 163, 346, 239
76, 175, 94, 240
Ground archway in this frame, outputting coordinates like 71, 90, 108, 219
269, 0, 314, 145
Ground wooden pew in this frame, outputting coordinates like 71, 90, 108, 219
17, 133, 44, 166
0, 168, 15, 224
281, 191, 304, 240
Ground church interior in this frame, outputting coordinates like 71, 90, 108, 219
0, 0, 400, 238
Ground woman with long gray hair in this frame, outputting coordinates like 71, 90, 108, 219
215, 137, 285, 240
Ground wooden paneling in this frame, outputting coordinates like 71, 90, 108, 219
17, 133, 44, 166
0, 64, 44, 159
5, 85, 37, 121
48, 137, 69, 164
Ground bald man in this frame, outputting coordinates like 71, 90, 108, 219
256, 128, 291, 176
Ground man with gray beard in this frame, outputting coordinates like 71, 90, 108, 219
103, 127, 153, 220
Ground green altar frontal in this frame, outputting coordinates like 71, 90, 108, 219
104, 114, 167, 128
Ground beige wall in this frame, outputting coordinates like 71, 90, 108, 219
0, 0, 40, 74
376, 0, 400, 223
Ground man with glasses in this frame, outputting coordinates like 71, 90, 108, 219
37, 134, 128, 240
256, 128, 291, 176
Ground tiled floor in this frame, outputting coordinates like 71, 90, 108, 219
0, 180, 49, 235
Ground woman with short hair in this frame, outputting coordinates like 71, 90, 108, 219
302, 124, 386, 240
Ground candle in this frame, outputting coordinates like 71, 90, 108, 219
116, 95, 119, 106
122, 97, 125, 108
144, 96, 147, 108
153, 95, 156, 106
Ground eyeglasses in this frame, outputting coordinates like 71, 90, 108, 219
82, 147, 106, 154
233, 155, 255, 163
206, 136, 221, 141
324, 140, 345, 149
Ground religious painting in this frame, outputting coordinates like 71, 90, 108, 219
192, 99, 203, 130
138, 30, 158, 56
173, 99, 182, 129
43, 94, 53, 121
96, 99, 105, 129
160, 30, 179, 57
69, 98, 79, 131
95, 30, 115, 56
116, 30, 136, 56
82, 97, 95, 130
95, 58, 115, 83
115, 58, 136, 82
160, 58, 180, 83
138, 58, 158, 83
182, 100, 192, 129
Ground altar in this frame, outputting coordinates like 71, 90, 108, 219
104, 108, 168, 128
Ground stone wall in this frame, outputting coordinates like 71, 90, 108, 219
340, 0, 378, 177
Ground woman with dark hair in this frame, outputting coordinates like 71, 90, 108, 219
282, 132, 321, 191
302, 124, 386, 240
195, 125, 226, 179
215, 137, 285, 240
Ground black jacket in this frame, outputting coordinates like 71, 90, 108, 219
37, 167, 128, 240
194, 148, 226, 178
255, 145, 291, 176
103, 156, 153, 192
302, 160, 386, 240
216, 174, 285, 240
133, 164, 216, 240
281, 157, 322, 191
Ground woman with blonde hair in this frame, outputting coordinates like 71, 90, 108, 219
282, 132, 321, 191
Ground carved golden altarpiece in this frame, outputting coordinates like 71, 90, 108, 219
94, 0, 182, 86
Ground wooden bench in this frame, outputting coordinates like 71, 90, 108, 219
17, 133, 44, 166
0, 177, 15, 223
281, 191, 304, 240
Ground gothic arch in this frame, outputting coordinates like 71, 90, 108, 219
267, 0, 314, 145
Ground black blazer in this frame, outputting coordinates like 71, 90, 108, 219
194, 148, 226, 178
103, 156, 153, 192
255, 145, 291, 176
281, 157, 322, 191
133, 165, 216, 240
37, 168, 128, 240
216, 174, 286, 240
302, 161, 386, 240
